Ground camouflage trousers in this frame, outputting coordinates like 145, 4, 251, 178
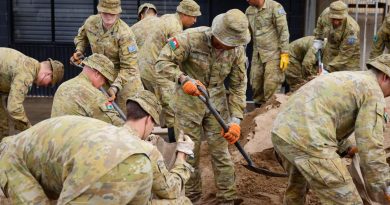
116, 74, 145, 113
175, 111, 236, 203
250, 56, 285, 105
1, 153, 153, 205
271, 134, 363, 205
142, 77, 175, 128
151, 196, 192, 205
0, 96, 9, 139
285, 57, 309, 92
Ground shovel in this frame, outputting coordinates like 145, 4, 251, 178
69, 59, 127, 121
196, 85, 288, 177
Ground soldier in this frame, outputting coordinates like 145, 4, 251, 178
155, 9, 250, 204
314, 1, 360, 72
131, 3, 158, 49
272, 54, 390, 204
72, 0, 143, 111
51, 54, 124, 126
138, 0, 201, 139
0, 116, 154, 204
125, 90, 194, 204
0, 47, 64, 139
138, 3, 157, 20
285, 36, 318, 91
370, 13, 390, 59
246, 0, 290, 107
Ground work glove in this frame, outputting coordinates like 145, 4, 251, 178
70, 51, 84, 65
280, 53, 289, 72
176, 131, 195, 157
181, 76, 206, 96
146, 134, 159, 146
107, 86, 118, 102
221, 123, 240, 144
313, 39, 324, 51
338, 146, 358, 158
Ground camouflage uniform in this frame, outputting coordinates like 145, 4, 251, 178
285, 36, 318, 91
0, 47, 63, 139
314, 2, 361, 72
51, 54, 124, 126
74, 13, 143, 111
246, 0, 290, 105
370, 14, 390, 59
272, 56, 390, 204
155, 9, 250, 203
125, 125, 192, 205
131, 16, 160, 50
139, 0, 201, 128
0, 116, 154, 205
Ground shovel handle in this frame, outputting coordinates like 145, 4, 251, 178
197, 85, 254, 166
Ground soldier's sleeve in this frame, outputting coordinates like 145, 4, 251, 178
149, 147, 192, 199
155, 34, 190, 84
112, 29, 141, 91
313, 11, 326, 39
7, 74, 32, 131
355, 94, 390, 202
370, 26, 387, 59
302, 46, 318, 76
228, 47, 248, 120
74, 19, 89, 53
273, 5, 289, 53
328, 31, 360, 72
94, 94, 125, 126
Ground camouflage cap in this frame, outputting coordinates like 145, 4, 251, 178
47, 58, 64, 85
97, 0, 122, 14
138, 3, 157, 16
211, 9, 251, 47
127, 90, 162, 125
176, 0, 201, 17
367, 54, 390, 78
82, 53, 116, 83
329, 1, 348, 19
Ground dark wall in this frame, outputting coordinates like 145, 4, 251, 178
0, 0, 9, 46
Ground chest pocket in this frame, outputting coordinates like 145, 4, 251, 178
255, 10, 273, 35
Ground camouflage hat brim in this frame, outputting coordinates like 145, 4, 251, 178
176, 0, 201, 17
97, 4, 122, 14
47, 58, 64, 86
81, 54, 116, 83
329, 13, 347, 20
211, 14, 251, 47
177, 7, 201, 17
367, 59, 390, 78
138, 3, 158, 16
127, 91, 161, 125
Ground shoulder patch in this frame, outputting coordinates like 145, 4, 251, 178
385, 108, 389, 123
105, 102, 114, 110
128, 45, 137, 53
168, 37, 180, 51
347, 36, 357, 45
277, 8, 286, 15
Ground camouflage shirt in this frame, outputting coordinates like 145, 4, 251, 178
0, 116, 154, 204
0, 47, 38, 130
125, 125, 192, 199
155, 27, 247, 123
286, 36, 318, 79
272, 70, 390, 195
74, 14, 140, 91
370, 14, 390, 59
139, 13, 183, 82
51, 72, 124, 126
245, 0, 290, 62
314, 8, 361, 72
131, 16, 160, 50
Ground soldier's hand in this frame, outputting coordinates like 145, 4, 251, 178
107, 86, 118, 102
221, 123, 240, 144
280, 53, 289, 71
313, 39, 324, 51
176, 131, 194, 157
181, 76, 206, 96
70, 51, 84, 65
146, 134, 160, 146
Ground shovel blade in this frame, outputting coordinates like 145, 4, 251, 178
243, 164, 288, 177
